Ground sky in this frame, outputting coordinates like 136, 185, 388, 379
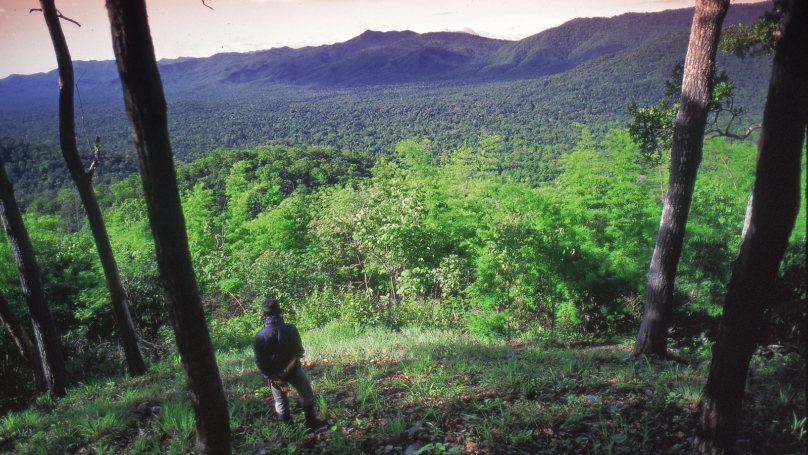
0, 0, 762, 80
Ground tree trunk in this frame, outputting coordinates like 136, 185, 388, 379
104, 1, 231, 453
693, 1, 808, 452
38, 0, 147, 377
0, 289, 48, 392
633, 0, 730, 357
0, 156, 68, 398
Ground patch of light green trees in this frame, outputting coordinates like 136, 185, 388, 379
2, 126, 795, 362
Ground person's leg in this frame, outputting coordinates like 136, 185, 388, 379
288, 367, 325, 429
270, 380, 292, 423
288, 367, 315, 408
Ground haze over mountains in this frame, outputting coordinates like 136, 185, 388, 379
0, 1, 773, 193
1, 2, 767, 96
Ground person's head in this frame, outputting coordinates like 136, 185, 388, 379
262, 296, 281, 316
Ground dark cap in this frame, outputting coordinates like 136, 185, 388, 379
262, 296, 281, 315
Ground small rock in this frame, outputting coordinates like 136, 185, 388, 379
404, 443, 421, 455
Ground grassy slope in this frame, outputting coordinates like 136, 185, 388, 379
1, 322, 804, 454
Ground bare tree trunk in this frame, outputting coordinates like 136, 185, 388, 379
104, 0, 231, 453
0, 289, 48, 392
633, 0, 729, 358
693, 1, 808, 452
38, 0, 147, 377
0, 156, 68, 398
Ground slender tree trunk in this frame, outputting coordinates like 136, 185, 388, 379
693, 1, 808, 452
38, 0, 147, 377
0, 289, 48, 392
632, 0, 729, 357
104, 1, 231, 453
0, 156, 68, 398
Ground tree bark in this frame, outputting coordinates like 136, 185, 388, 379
0, 289, 48, 392
38, 0, 147, 377
0, 156, 68, 398
693, 0, 807, 452
633, 0, 730, 357
104, 0, 231, 453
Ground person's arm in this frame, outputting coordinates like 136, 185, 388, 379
253, 335, 268, 377
274, 357, 300, 381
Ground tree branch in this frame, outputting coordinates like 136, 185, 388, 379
87, 136, 101, 180
29, 8, 81, 27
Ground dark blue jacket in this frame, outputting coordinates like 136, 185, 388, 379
253, 321, 304, 377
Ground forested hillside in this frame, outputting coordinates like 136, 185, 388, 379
1, 128, 804, 453
0, 29, 773, 199
0, 2, 771, 191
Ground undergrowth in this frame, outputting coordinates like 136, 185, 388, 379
0, 321, 804, 454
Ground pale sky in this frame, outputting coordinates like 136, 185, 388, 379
0, 0, 762, 80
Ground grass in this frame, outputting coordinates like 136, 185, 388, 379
0, 320, 804, 454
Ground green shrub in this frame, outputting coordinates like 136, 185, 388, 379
557, 300, 582, 331
396, 298, 465, 330
294, 286, 341, 329
209, 312, 257, 351
467, 310, 507, 342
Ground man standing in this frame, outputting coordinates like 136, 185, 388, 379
253, 296, 324, 429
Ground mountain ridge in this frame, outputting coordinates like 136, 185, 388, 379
0, 2, 769, 96
0, 1, 774, 190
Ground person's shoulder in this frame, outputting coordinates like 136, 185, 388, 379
255, 325, 273, 338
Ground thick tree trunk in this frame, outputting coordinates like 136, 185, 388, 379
633, 0, 729, 357
0, 156, 68, 398
693, 1, 808, 453
38, 0, 147, 377
104, 0, 231, 453
0, 289, 48, 392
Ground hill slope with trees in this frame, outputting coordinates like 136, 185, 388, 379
0, 3, 773, 199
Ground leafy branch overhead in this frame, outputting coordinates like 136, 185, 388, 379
627, 1, 786, 166
720, 0, 785, 59
627, 61, 758, 169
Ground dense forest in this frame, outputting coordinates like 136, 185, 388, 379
0, 4, 772, 183
1, 127, 803, 403
0, 1, 805, 453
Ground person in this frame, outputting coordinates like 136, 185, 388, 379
253, 296, 324, 429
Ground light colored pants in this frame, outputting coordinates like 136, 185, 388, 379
270, 365, 315, 416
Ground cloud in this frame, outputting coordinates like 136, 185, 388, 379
442, 27, 483, 36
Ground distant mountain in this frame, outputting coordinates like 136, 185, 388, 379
0, 2, 769, 98
0, 1, 774, 196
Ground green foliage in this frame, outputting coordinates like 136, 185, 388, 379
625, 101, 675, 168
1, 121, 800, 418
720, 0, 785, 59
157, 396, 195, 435
209, 313, 258, 352
627, 61, 757, 168
467, 310, 508, 342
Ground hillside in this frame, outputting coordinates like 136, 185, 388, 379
0, 2, 773, 194
1, 323, 804, 454
0, 2, 767, 95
